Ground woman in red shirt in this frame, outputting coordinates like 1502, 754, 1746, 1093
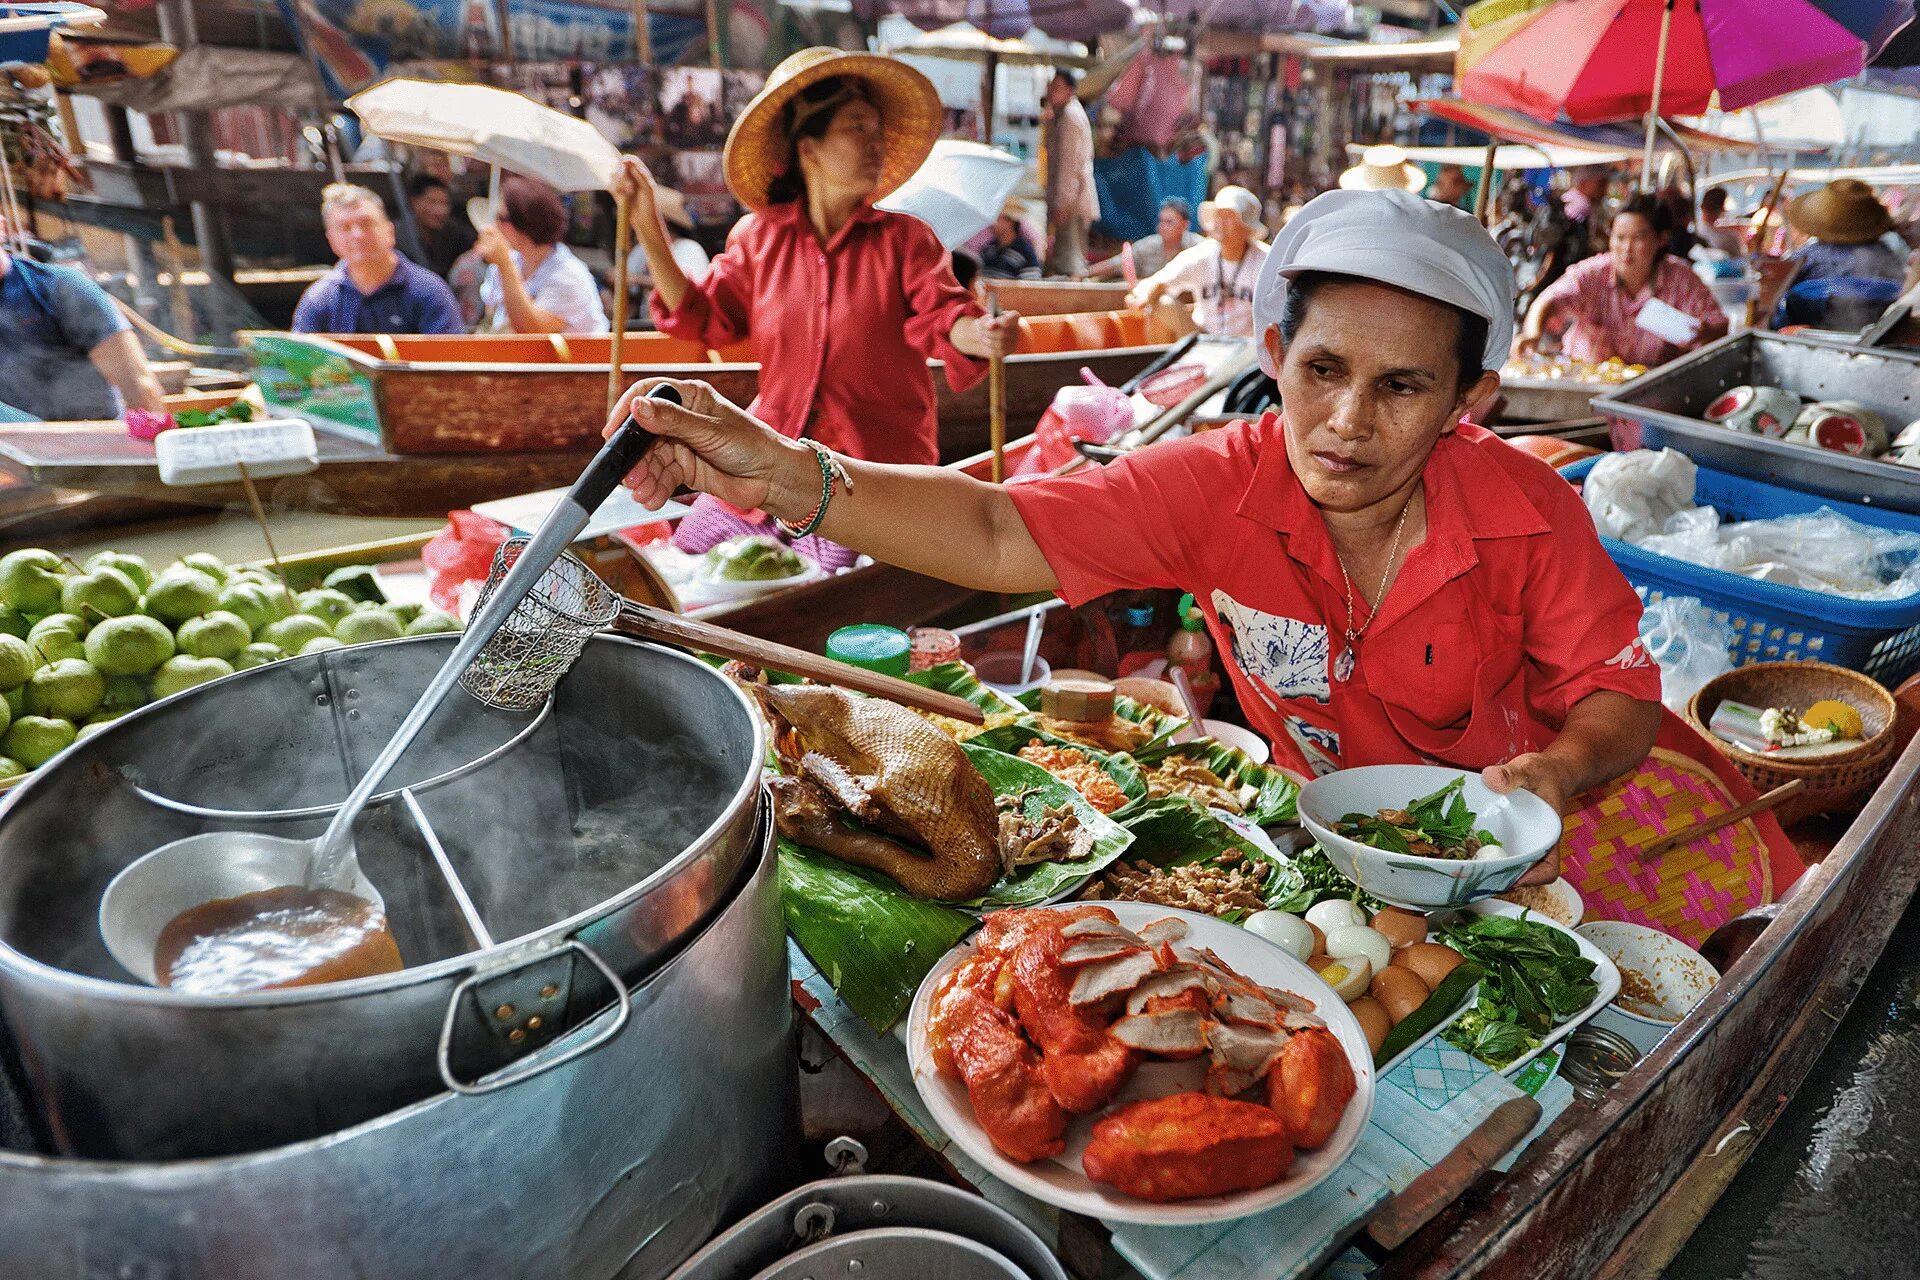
608, 191, 1662, 884
617, 48, 1018, 567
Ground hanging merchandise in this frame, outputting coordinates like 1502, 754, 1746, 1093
1102, 50, 1191, 152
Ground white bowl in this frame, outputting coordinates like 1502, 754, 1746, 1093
974, 652, 1051, 699
1297, 765, 1561, 909
1575, 920, 1721, 1057
1201, 718, 1269, 764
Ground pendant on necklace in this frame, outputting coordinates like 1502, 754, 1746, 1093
1334, 646, 1356, 683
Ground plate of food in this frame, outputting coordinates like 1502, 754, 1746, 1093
1298, 767, 1561, 908
695, 534, 822, 599
908, 902, 1375, 1225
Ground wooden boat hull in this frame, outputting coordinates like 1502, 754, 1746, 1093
238, 321, 1166, 466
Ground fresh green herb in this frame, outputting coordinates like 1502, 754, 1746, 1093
173, 400, 259, 429
1434, 912, 1600, 1069
1336, 776, 1498, 861
1265, 846, 1384, 915
1442, 1009, 1539, 1070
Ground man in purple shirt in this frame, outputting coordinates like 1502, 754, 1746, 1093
292, 184, 465, 335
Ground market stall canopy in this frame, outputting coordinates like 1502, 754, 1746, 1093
1302, 34, 1459, 73
1347, 139, 1638, 170
345, 77, 620, 193
1148, 0, 1352, 31
1456, 0, 1890, 123
877, 17, 1089, 66
852, 0, 1134, 44
0, 1, 101, 64
1413, 99, 1788, 157
66, 45, 320, 114
876, 138, 1024, 248
1700, 87, 1848, 151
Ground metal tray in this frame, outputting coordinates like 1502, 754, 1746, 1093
1593, 331, 1920, 512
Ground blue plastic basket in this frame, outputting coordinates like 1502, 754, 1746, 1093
1562, 455, 1920, 686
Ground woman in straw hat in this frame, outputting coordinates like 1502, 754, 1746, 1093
615, 48, 1019, 568
1783, 178, 1909, 288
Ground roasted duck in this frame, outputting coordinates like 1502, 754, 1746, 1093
758, 683, 1001, 900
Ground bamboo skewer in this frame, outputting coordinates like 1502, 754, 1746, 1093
1640, 780, 1803, 860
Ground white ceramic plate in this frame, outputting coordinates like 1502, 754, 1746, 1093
1298, 765, 1561, 909
692, 563, 824, 600
906, 902, 1377, 1226
1376, 900, 1621, 1079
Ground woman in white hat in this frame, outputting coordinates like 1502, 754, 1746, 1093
1126, 184, 1268, 337
614, 48, 1019, 566
604, 191, 1661, 882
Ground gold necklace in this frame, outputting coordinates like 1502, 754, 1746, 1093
1332, 499, 1412, 684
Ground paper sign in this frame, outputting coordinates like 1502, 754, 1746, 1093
1635, 297, 1702, 346
155, 420, 320, 487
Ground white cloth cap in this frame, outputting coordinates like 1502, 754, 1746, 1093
1253, 188, 1515, 378
1202, 184, 1262, 233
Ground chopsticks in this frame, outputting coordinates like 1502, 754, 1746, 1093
1639, 780, 1803, 860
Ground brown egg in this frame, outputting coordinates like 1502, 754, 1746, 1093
1348, 997, 1392, 1056
1307, 951, 1335, 973
1308, 922, 1327, 955
1370, 907, 1430, 949
1394, 942, 1467, 991
1370, 965, 1431, 1025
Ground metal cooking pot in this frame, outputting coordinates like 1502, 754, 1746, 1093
0, 634, 766, 1160
0, 822, 795, 1279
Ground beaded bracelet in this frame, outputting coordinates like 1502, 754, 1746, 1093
777, 440, 851, 539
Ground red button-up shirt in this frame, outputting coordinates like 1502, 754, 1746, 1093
1007, 415, 1660, 778
1538, 253, 1725, 368
651, 201, 987, 465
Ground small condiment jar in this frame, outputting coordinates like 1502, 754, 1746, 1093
825, 624, 911, 677
1041, 678, 1116, 724
907, 626, 961, 672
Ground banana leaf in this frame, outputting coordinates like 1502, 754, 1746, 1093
1132, 738, 1299, 826
1014, 686, 1189, 754
778, 838, 976, 1032
962, 720, 1148, 803
958, 742, 1135, 909
904, 661, 1026, 717
1113, 795, 1265, 867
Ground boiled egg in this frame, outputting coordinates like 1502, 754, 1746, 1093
1317, 955, 1372, 1002
1370, 965, 1431, 1025
1473, 843, 1509, 861
1324, 924, 1394, 976
1244, 910, 1315, 962
1348, 996, 1392, 1055
1305, 899, 1368, 935
1394, 942, 1466, 991
1370, 907, 1429, 949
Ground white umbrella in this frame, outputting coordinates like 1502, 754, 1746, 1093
878, 139, 1025, 250
345, 78, 620, 193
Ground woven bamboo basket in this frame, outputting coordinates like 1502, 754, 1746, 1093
1686, 661, 1900, 826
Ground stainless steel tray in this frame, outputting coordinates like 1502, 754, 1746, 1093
1593, 331, 1920, 512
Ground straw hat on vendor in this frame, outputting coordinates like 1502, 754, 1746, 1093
602, 188, 1666, 886
1338, 144, 1428, 195
1787, 178, 1895, 245
611, 47, 1020, 570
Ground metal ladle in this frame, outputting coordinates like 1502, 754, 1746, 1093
97, 388, 690, 985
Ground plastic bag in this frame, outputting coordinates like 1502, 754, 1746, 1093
1638, 596, 1737, 714
1582, 448, 1697, 542
1637, 506, 1920, 600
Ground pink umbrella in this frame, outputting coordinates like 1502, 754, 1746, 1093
1459, 0, 1879, 181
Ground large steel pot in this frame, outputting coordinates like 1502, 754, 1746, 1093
0, 634, 766, 1160
0, 822, 795, 1279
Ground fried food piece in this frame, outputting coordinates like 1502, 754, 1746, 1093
1009, 925, 1139, 1113
1265, 1028, 1357, 1150
1096, 854, 1270, 917
1016, 743, 1130, 814
928, 955, 1069, 1164
758, 683, 1000, 900
1082, 1092, 1294, 1201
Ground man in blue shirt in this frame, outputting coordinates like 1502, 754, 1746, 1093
292, 184, 466, 335
0, 212, 167, 422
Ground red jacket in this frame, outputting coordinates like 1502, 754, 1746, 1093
652, 201, 986, 465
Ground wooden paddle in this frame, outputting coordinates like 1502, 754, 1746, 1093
1366, 1096, 1543, 1250
611, 602, 986, 724
1639, 779, 1803, 861
607, 191, 633, 417
988, 295, 1008, 483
